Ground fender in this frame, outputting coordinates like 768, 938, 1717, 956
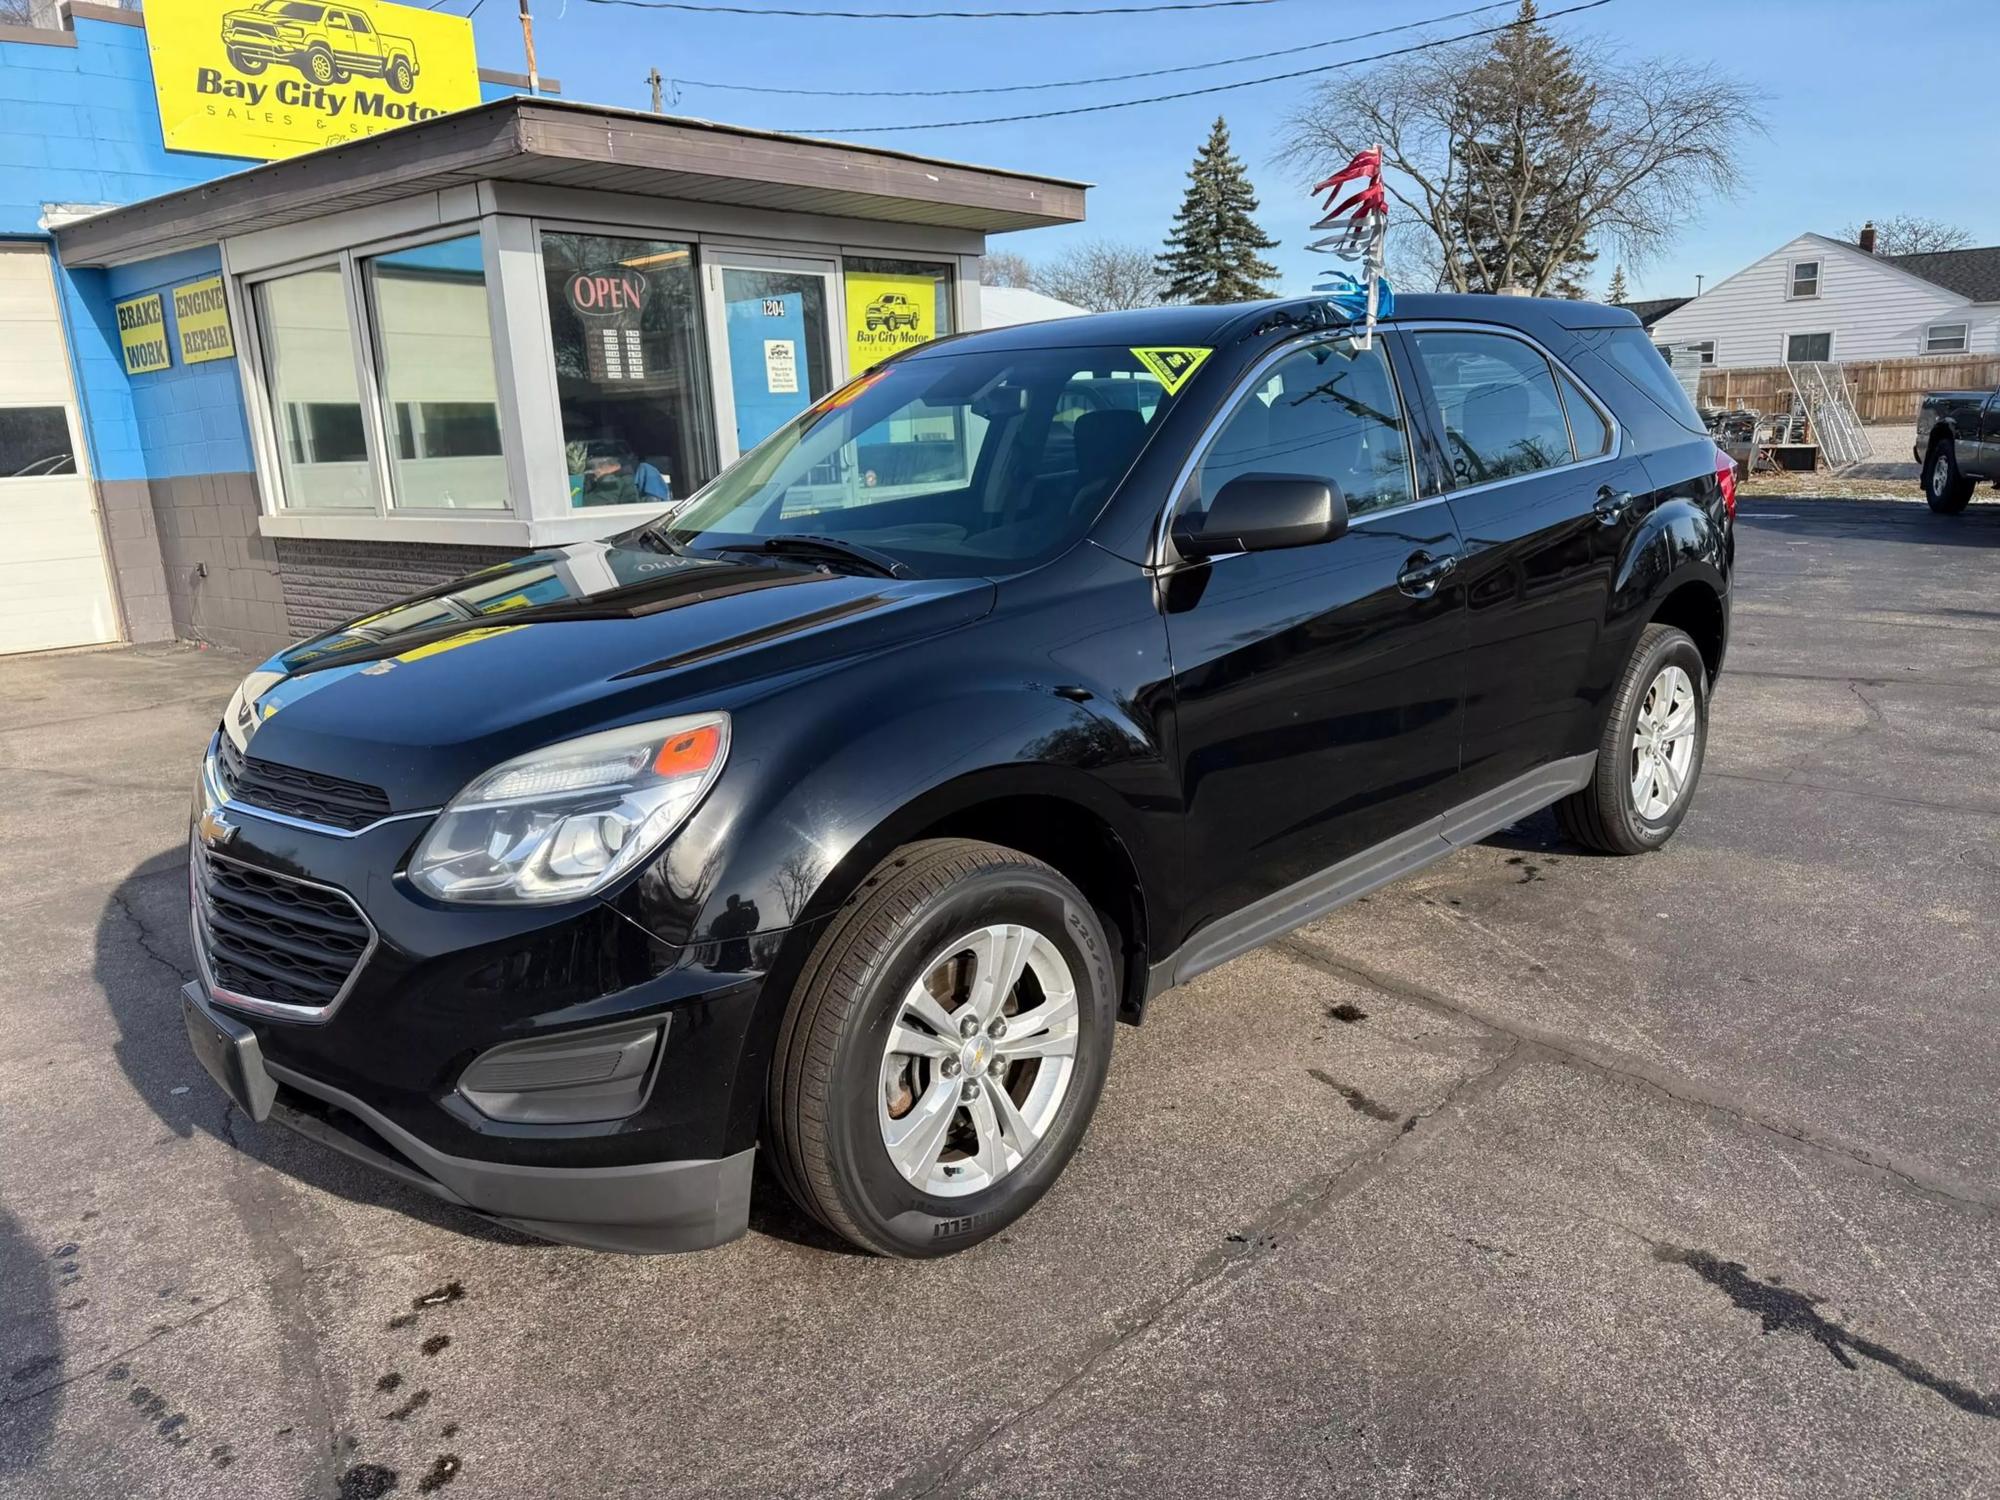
1581, 493, 1730, 733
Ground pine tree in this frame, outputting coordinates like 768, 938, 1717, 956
1157, 117, 1280, 304
1453, 2, 1600, 296
1606, 263, 1628, 304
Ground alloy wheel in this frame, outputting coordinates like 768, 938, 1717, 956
1630, 663, 1698, 820
877, 923, 1079, 1198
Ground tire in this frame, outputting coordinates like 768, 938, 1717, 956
1555, 623, 1709, 855
305, 46, 336, 84
387, 57, 414, 94
227, 49, 267, 75
767, 838, 1116, 1257
1924, 437, 1975, 515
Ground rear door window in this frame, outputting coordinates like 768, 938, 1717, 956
1410, 330, 1576, 487
1556, 369, 1613, 458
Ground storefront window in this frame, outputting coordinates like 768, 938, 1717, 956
842, 256, 955, 376
257, 266, 374, 511
540, 231, 715, 509
365, 236, 507, 511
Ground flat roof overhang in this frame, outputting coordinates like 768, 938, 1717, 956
54, 96, 1089, 268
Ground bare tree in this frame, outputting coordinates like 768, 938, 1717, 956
1277, 10, 1761, 296
1033, 239, 1169, 312
1839, 215, 1974, 256
978, 251, 1036, 289
0, 0, 40, 22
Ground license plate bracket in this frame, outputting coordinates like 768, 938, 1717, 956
181, 982, 277, 1122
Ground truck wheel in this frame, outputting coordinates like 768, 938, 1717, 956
1555, 623, 1708, 856
388, 57, 414, 93
227, 50, 267, 75
305, 45, 337, 84
1924, 437, 1975, 514
767, 838, 1115, 1257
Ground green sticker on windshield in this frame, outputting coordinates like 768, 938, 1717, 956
1130, 346, 1212, 395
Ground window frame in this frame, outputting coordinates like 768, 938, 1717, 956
1783, 330, 1835, 364
1787, 258, 1822, 300
1152, 330, 1426, 568
1398, 322, 1623, 501
1923, 322, 1970, 355
0, 402, 84, 481
238, 222, 517, 522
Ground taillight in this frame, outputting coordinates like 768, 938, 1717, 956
1713, 445, 1738, 520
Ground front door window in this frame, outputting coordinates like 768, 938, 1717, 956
720, 266, 834, 453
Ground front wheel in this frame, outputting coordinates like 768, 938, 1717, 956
227, 49, 268, 75
767, 838, 1115, 1257
1924, 437, 1975, 514
304, 46, 337, 84
1555, 623, 1709, 855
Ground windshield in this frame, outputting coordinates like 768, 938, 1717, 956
652, 345, 1176, 577
256, 1, 326, 16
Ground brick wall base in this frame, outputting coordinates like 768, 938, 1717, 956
275, 538, 526, 641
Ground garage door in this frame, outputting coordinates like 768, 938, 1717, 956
0, 245, 118, 656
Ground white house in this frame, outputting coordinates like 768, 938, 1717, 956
1644, 228, 2000, 370
976, 285, 1088, 328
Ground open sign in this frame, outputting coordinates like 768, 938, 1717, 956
565, 269, 650, 318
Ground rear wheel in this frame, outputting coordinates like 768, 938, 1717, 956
767, 839, 1115, 1257
1555, 623, 1708, 855
1924, 437, 1975, 514
387, 56, 415, 93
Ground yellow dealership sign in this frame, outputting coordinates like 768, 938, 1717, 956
115, 294, 171, 376
144, 0, 481, 162
845, 271, 938, 374
173, 276, 236, 364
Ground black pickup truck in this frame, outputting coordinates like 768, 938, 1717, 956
1914, 390, 2000, 513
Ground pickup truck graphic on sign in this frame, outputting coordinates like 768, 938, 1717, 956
221, 1, 420, 93
864, 293, 921, 333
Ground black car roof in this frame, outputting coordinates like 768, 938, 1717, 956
914, 293, 1641, 359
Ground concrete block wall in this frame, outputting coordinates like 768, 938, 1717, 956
276, 539, 526, 641
98, 478, 174, 643
150, 473, 292, 659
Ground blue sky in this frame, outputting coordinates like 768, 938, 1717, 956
460, 0, 1997, 302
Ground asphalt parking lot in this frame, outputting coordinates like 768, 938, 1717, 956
3, 497, 1998, 1499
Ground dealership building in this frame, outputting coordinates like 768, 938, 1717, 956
1, 2, 1086, 658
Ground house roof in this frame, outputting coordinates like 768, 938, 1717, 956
978, 285, 1087, 327
1876, 245, 2000, 303
1616, 297, 1691, 328
53, 96, 1090, 268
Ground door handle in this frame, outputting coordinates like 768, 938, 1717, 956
1397, 551, 1459, 598
1594, 487, 1636, 526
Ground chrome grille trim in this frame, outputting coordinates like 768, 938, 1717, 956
189, 838, 379, 1026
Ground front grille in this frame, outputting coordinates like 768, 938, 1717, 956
215, 734, 392, 832
193, 841, 372, 1011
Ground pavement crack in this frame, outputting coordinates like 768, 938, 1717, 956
1275, 935, 2000, 1218
0, 1295, 247, 1407
106, 886, 195, 987
878, 1038, 1524, 1499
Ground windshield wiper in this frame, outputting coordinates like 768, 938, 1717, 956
719, 534, 912, 579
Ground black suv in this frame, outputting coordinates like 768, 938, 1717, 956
181, 295, 1733, 1257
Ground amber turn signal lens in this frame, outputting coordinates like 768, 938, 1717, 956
655, 724, 722, 777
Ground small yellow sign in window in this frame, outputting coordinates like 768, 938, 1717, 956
1129, 346, 1212, 395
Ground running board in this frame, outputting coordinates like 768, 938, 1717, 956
1145, 753, 1596, 1003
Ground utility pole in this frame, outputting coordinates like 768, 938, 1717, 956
1695, 273, 1704, 297
648, 68, 664, 113
517, 0, 539, 95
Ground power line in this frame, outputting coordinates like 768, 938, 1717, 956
786, 0, 1617, 132
581, 0, 1297, 18
669, 1, 1516, 98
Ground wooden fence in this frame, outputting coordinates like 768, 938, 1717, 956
1698, 354, 2000, 426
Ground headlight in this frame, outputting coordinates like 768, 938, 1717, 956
407, 713, 729, 905
223, 669, 285, 753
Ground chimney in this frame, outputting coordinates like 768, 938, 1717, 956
1858, 221, 1877, 254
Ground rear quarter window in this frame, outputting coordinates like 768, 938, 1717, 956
1581, 327, 1707, 434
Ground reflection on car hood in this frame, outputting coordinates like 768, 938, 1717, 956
238, 539, 995, 810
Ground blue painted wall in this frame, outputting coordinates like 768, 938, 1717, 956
2, 13, 538, 484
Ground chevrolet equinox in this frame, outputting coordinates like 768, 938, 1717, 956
181, 295, 1734, 1257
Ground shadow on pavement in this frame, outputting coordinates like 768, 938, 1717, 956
94, 850, 530, 1249
0, 1205, 61, 1477
1738, 497, 2000, 549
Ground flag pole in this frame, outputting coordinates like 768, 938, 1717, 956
1360, 141, 1382, 350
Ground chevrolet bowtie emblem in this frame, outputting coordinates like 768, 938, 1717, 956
197, 807, 238, 848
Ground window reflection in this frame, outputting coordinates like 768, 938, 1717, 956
258, 266, 374, 511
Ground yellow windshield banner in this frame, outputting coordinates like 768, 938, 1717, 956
846, 271, 939, 375
115, 294, 171, 376
144, 0, 482, 162
1129, 346, 1212, 396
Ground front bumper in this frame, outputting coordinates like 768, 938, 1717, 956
184, 982, 754, 1253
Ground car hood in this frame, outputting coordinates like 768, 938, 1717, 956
237, 538, 995, 811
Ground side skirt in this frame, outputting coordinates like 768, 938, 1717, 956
1143, 753, 1596, 1005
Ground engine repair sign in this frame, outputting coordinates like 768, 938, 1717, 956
144, 0, 481, 162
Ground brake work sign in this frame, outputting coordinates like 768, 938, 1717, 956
143, 0, 481, 162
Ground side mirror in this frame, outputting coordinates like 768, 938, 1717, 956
1171, 474, 1348, 560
